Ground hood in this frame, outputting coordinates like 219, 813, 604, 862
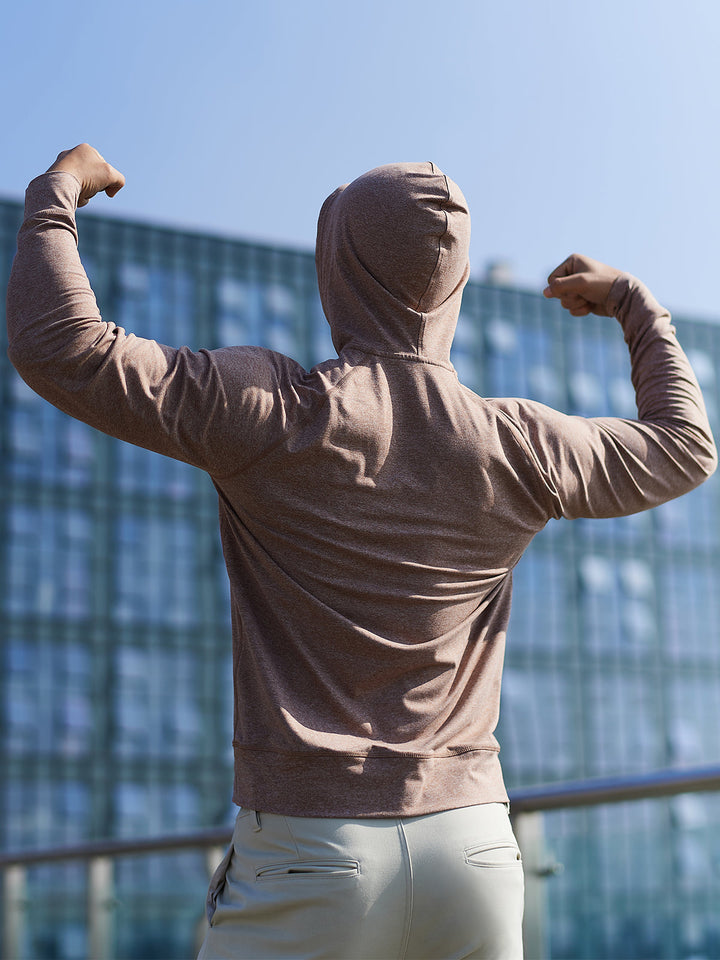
315, 161, 471, 364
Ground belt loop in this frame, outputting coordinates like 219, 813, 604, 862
253, 810, 262, 832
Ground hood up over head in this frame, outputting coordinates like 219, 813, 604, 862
315, 162, 471, 365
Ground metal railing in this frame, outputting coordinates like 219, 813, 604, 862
508, 763, 720, 959
2, 763, 720, 960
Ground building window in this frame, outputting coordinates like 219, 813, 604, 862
262, 283, 298, 355
569, 370, 603, 413
485, 316, 559, 404
667, 676, 720, 765
654, 482, 718, 549
3, 780, 90, 848
114, 647, 202, 759
114, 782, 200, 837
116, 264, 194, 348
499, 667, 576, 780
116, 442, 195, 499
216, 278, 257, 347
3, 639, 93, 758
662, 561, 720, 663
508, 549, 567, 652
6, 505, 92, 618
585, 671, 663, 775
686, 348, 716, 388
568, 327, 632, 418
578, 553, 657, 653
9, 373, 94, 488
113, 515, 198, 627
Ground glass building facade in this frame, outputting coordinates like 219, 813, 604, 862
1, 196, 719, 959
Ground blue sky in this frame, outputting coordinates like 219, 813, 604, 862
3, 0, 720, 320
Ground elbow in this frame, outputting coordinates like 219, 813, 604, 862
699, 438, 719, 481
7, 336, 44, 387
681, 432, 718, 491
7, 337, 35, 379
696, 419, 719, 479
7, 336, 55, 401
660, 418, 719, 492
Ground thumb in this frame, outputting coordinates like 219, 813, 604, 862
104, 166, 126, 197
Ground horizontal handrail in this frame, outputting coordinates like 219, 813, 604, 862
2, 763, 720, 868
508, 763, 720, 813
0, 826, 234, 867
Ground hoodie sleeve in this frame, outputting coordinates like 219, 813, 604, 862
6, 172, 296, 477
492, 276, 718, 521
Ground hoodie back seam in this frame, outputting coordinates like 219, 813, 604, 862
344, 347, 455, 370
414, 172, 452, 323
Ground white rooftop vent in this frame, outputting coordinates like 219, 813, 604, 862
484, 260, 514, 286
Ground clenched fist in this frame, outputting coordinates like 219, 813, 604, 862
543, 254, 624, 317
47, 143, 125, 207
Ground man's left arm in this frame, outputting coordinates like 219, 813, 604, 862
6, 145, 288, 476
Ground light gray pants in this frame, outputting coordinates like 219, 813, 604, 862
197, 803, 524, 960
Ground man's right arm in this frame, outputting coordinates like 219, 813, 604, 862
498, 254, 717, 521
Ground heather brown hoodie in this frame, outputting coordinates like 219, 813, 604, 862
7, 165, 717, 816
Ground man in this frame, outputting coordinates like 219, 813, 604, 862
7, 144, 717, 960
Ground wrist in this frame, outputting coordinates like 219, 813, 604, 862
25, 172, 83, 220
44, 169, 83, 190
605, 274, 632, 319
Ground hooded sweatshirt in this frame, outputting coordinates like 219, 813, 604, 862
7, 164, 717, 817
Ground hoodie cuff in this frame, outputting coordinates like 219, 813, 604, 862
607, 274, 673, 346
24, 171, 82, 219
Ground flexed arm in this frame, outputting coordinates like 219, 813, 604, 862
497, 254, 717, 520
6, 145, 291, 477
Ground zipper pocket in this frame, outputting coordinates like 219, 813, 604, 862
256, 859, 360, 881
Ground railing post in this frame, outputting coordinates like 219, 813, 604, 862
513, 811, 552, 960
87, 856, 115, 960
2, 865, 27, 960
